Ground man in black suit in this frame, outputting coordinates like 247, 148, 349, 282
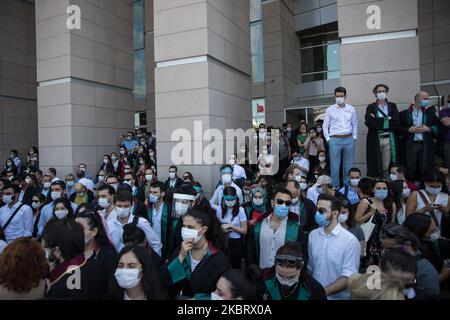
164, 165, 184, 191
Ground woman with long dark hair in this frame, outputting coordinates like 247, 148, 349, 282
161, 207, 231, 298
391, 180, 410, 225
107, 245, 168, 300
75, 209, 117, 280
51, 197, 75, 220
99, 154, 115, 175
216, 186, 248, 268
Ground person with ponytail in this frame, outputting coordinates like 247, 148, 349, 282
160, 207, 231, 299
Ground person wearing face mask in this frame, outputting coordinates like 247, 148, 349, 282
241, 180, 253, 205
137, 168, 156, 203
41, 174, 52, 198
339, 168, 361, 208
99, 154, 114, 176
36, 181, 78, 239
164, 165, 183, 190
65, 174, 76, 198
365, 84, 400, 179
304, 128, 325, 179
2, 159, 18, 177
380, 223, 440, 299
106, 175, 120, 193
323, 87, 358, 189
389, 164, 418, 192
284, 164, 303, 183
110, 152, 120, 175
0, 184, 33, 243
121, 131, 139, 152
246, 188, 307, 276
215, 187, 247, 268
146, 182, 170, 259
31, 193, 46, 238
228, 155, 247, 186
8, 150, 23, 174
355, 180, 396, 266
107, 190, 162, 255
42, 218, 108, 299
399, 91, 439, 183
307, 175, 345, 206
404, 213, 450, 293
308, 194, 361, 300
263, 242, 326, 300
51, 197, 74, 221
439, 93, 450, 169
75, 209, 117, 281
245, 186, 268, 229
123, 173, 139, 198
290, 148, 309, 178
317, 150, 330, 176
107, 245, 167, 300
391, 180, 411, 225
14, 175, 38, 207
133, 156, 148, 178
161, 208, 230, 299
285, 180, 317, 234
210, 165, 243, 208
96, 184, 116, 221
69, 182, 95, 206
406, 170, 450, 239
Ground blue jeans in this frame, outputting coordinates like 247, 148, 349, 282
329, 136, 355, 189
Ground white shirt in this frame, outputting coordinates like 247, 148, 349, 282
323, 104, 358, 141
190, 255, 201, 272
215, 206, 247, 239
151, 203, 164, 241
210, 182, 243, 207
232, 164, 247, 180
306, 186, 320, 205
416, 190, 448, 227
307, 223, 360, 300
259, 214, 287, 269
107, 213, 162, 255
291, 157, 310, 176
0, 201, 33, 243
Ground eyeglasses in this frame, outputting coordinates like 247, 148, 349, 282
275, 199, 292, 206
275, 255, 303, 267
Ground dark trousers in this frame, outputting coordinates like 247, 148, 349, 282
228, 238, 244, 269
407, 142, 424, 182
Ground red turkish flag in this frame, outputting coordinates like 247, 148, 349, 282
257, 104, 265, 113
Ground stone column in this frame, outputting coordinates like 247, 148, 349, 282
338, 0, 421, 175
262, 0, 299, 126
35, 0, 134, 178
154, 0, 252, 197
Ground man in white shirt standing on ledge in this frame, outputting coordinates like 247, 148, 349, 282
323, 87, 358, 189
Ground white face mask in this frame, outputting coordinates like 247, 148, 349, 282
224, 200, 236, 207
98, 175, 105, 182
253, 198, 264, 206
51, 191, 62, 201
98, 198, 110, 209
32, 202, 41, 209
350, 178, 360, 187
116, 207, 131, 218
336, 97, 345, 105
294, 175, 302, 183
222, 174, 232, 185
43, 182, 51, 189
211, 292, 223, 300
124, 169, 130, 174
55, 209, 68, 219
376, 92, 387, 101
299, 183, 308, 191
389, 174, 398, 182
338, 213, 349, 223
145, 175, 153, 182
169, 172, 176, 179
276, 272, 299, 287
181, 227, 202, 243
175, 202, 190, 216
114, 268, 141, 289
2, 195, 14, 205
25, 178, 32, 184
425, 185, 442, 195
103, 159, 109, 164
402, 188, 411, 199
319, 156, 326, 162
229, 159, 236, 166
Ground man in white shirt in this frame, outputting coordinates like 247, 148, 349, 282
228, 154, 247, 181
323, 87, 358, 188
308, 194, 360, 300
0, 184, 33, 243
96, 184, 116, 222
107, 189, 162, 255
47, 167, 61, 183
290, 147, 309, 178
210, 165, 243, 208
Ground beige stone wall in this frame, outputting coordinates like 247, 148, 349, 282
0, 0, 37, 162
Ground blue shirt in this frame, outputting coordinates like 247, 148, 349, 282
0, 201, 33, 243
66, 186, 75, 198
121, 139, 139, 151
37, 201, 78, 237
412, 108, 424, 141
377, 101, 389, 117
339, 186, 360, 205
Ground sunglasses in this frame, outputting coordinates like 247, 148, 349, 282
275, 199, 292, 206
275, 255, 303, 267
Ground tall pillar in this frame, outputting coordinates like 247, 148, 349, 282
263, 0, 299, 126
35, 0, 134, 178
154, 0, 252, 196
338, 0, 421, 175
144, 0, 156, 131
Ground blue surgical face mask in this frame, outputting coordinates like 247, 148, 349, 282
274, 205, 289, 220
315, 211, 330, 228
420, 99, 429, 108
374, 189, 388, 200
317, 187, 325, 195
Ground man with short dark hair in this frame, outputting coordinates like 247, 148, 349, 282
365, 84, 400, 178
390, 164, 418, 192
96, 184, 116, 221
323, 87, 358, 188
0, 184, 33, 243
121, 131, 139, 152
165, 165, 183, 190
210, 165, 243, 207
43, 218, 107, 299
339, 167, 361, 206
148, 181, 170, 259
307, 194, 360, 300
9, 150, 22, 174
47, 168, 60, 182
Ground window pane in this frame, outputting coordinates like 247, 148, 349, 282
326, 43, 340, 72
134, 49, 146, 100
133, 0, 145, 50
300, 35, 325, 48
250, 0, 262, 22
251, 21, 264, 83
301, 47, 325, 74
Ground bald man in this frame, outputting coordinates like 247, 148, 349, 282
69, 182, 96, 206
399, 91, 439, 182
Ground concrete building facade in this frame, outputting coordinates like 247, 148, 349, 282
1, 0, 449, 193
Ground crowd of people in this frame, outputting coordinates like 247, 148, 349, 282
0, 86, 450, 301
